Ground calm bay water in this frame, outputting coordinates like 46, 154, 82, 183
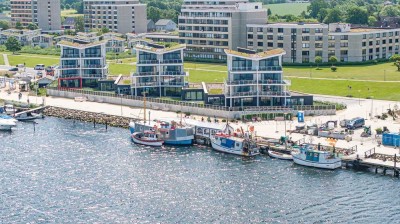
1, 117, 400, 223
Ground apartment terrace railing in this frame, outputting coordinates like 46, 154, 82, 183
46, 88, 336, 112
225, 80, 290, 86
60, 65, 80, 69
83, 64, 105, 68
137, 59, 183, 65
161, 71, 186, 76
132, 72, 157, 77
231, 66, 283, 72
227, 91, 291, 97
61, 54, 80, 58
85, 54, 102, 58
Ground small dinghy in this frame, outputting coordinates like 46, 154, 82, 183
268, 150, 293, 160
15, 112, 44, 121
131, 131, 164, 147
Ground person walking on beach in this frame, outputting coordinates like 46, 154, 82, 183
18, 92, 22, 101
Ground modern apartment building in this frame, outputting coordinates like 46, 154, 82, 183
247, 22, 400, 63
0, 28, 41, 46
178, 0, 267, 61
224, 48, 290, 107
57, 40, 108, 89
132, 41, 188, 97
10, 0, 61, 32
83, 0, 147, 34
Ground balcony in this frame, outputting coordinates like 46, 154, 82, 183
59, 74, 81, 78
60, 65, 79, 69
161, 71, 186, 76
83, 64, 106, 68
61, 54, 80, 58
231, 66, 283, 72
137, 59, 184, 65
225, 80, 290, 86
132, 72, 157, 77
227, 91, 291, 97
84, 54, 102, 58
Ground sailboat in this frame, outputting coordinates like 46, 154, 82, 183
130, 92, 164, 147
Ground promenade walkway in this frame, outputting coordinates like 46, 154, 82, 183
3, 54, 9, 66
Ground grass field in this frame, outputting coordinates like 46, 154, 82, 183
0, 54, 4, 65
7, 54, 59, 67
264, 3, 310, 16
184, 62, 227, 83
61, 9, 83, 18
289, 78, 400, 101
284, 63, 400, 81
109, 63, 135, 76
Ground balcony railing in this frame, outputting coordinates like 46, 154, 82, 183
132, 72, 157, 76
225, 80, 290, 86
85, 54, 102, 58
228, 91, 291, 97
231, 66, 283, 72
83, 64, 105, 68
60, 65, 79, 69
61, 54, 79, 58
161, 71, 186, 76
137, 59, 183, 65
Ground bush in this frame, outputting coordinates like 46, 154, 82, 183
19, 46, 60, 56
184, 112, 191, 116
331, 66, 337, 72
222, 119, 226, 122
346, 95, 353, 98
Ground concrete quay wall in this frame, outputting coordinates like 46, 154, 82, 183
47, 89, 336, 119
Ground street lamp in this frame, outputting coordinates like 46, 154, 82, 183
119, 94, 123, 116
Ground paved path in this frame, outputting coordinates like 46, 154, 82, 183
286, 76, 400, 82
3, 54, 9, 66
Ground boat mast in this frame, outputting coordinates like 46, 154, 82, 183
143, 91, 146, 123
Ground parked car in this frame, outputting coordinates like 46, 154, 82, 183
8, 67, 18, 72
34, 64, 45, 70
346, 117, 365, 130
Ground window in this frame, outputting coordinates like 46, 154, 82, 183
278, 28, 283, 33
340, 35, 348, 40
258, 42, 263, 47
257, 35, 263, 39
376, 33, 380, 38
302, 28, 310, 33
257, 27, 263, 32
302, 43, 309, 48
302, 36, 310, 41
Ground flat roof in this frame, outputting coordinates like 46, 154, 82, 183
134, 42, 186, 54
58, 40, 107, 48
225, 48, 285, 60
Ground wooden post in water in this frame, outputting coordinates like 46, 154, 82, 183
93, 117, 96, 128
394, 154, 397, 177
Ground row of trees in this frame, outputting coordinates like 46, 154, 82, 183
307, 0, 399, 25
61, 0, 83, 14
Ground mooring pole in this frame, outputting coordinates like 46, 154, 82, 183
93, 118, 96, 128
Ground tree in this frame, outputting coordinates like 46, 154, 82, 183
101, 27, 110, 34
323, 8, 342, 24
329, 56, 338, 65
346, 7, 368, 25
27, 23, 38, 30
368, 16, 377, 27
315, 56, 323, 69
308, 0, 329, 18
380, 5, 400, 17
267, 8, 272, 16
0, 20, 9, 30
5, 37, 22, 54
15, 21, 23, 30
74, 16, 84, 32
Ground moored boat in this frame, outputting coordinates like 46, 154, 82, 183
268, 150, 293, 160
0, 115, 17, 131
131, 131, 164, 147
291, 145, 341, 170
211, 132, 259, 157
15, 112, 44, 121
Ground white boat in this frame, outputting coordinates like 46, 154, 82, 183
15, 112, 43, 121
4, 104, 15, 115
268, 150, 293, 160
131, 131, 164, 147
0, 116, 17, 131
291, 145, 342, 170
211, 132, 259, 157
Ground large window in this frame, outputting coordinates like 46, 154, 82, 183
232, 57, 252, 70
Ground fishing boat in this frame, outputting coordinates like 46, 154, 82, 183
291, 144, 341, 170
131, 130, 164, 147
268, 150, 293, 160
129, 91, 193, 145
211, 132, 259, 157
15, 112, 44, 121
0, 115, 17, 131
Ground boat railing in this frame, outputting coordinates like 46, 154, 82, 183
364, 147, 376, 158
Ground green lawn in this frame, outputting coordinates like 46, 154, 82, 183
186, 68, 226, 83
284, 63, 400, 81
109, 63, 135, 76
0, 54, 4, 65
264, 3, 310, 16
289, 78, 400, 101
7, 54, 59, 67
61, 9, 83, 18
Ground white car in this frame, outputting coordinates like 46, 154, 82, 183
34, 64, 45, 70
